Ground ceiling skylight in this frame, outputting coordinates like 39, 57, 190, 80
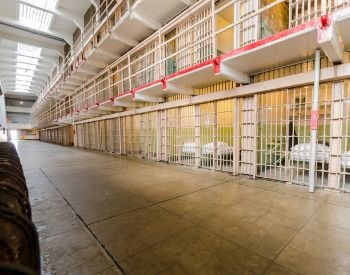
19, 3, 53, 32
16, 75, 33, 82
16, 68, 35, 78
17, 62, 37, 71
17, 43, 42, 57
25, 0, 58, 10
17, 55, 39, 65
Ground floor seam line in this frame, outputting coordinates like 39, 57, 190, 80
263, 202, 326, 275
39, 168, 127, 275
86, 180, 231, 226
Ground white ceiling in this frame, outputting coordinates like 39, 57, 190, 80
0, 0, 95, 98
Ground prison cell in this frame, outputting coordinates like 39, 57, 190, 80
217, 99, 236, 173
332, 80, 350, 192
199, 102, 215, 169
179, 106, 196, 166
256, 84, 332, 189
111, 57, 130, 97
240, 96, 257, 176
140, 112, 157, 160
123, 115, 141, 157
130, 38, 160, 89
165, 108, 178, 163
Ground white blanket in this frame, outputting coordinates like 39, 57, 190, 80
289, 143, 330, 163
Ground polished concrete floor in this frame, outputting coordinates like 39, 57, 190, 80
17, 140, 350, 275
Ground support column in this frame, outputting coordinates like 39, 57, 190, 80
195, 105, 201, 167
309, 49, 321, 193
328, 82, 344, 189
233, 98, 240, 175
213, 101, 218, 170
156, 110, 162, 162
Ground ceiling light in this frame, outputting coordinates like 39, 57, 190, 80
24, 0, 58, 10
19, 3, 53, 32
20, 101, 24, 104
16, 69, 35, 77
17, 43, 41, 57
17, 55, 39, 65
17, 62, 37, 71
16, 75, 33, 82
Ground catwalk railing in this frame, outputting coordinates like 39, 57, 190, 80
33, 0, 350, 126
39, 76, 350, 192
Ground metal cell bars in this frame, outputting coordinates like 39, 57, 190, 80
335, 80, 350, 191
289, 0, 350, 28
162, 5, 213, 75
110, 57, 130, 97
288, 84, 331, 188
239, 96, 256, 176
236, 0, 259, 47
140, 112, 157, 160
257, 90, 289, 181
217, 99, 235, 172
123, 115, 142, 157
165, 108, 178, 163
130, 38, 160, 89
199, 102, 215, 169
96, 71, 110, 103
178, 106, 196, 166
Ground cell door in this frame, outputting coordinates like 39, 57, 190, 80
240, 95, 257, 176
234, 0, 259, 48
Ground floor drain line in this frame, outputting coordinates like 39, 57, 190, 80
39, 168, 126, 274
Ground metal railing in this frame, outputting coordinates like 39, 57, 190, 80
33, 0, 350, 128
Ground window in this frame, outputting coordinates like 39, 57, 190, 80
19, 3, 53, 32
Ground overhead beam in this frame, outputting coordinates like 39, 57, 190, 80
111, 33, 138, 47
0, 23, 65, 56
216, 63, 250, 84
0, 73, 48, 85
0, 53, 55, 69
89, 0, 100, 9
181, 0, 196, 5
133, 93, 164, 103
165, 82, 196, 95
131, 11, 162, 30
0, 68, 50, 82
20, 0, 84, 31
1, 79, 45, 89
0, 45, 60, 66
318, 24, 344, 65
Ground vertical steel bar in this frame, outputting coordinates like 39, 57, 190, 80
309, 49, 321, 193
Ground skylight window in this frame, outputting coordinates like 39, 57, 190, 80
16, 80, 33, 86
16, 75, 33, 82
16, 68, 35, 77
19, 3, 53, 32
17, 55, 39, 65
17, 62, 37, 71
25, 0, 58, 10
17, 43, 42, 57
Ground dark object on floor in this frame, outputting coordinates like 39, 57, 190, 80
0, 142, 40, 274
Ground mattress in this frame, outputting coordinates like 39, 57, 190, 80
202, 142, 233, 156
181, 142, 196, 154
341, 151, 350, 168
289, 143, 330, 163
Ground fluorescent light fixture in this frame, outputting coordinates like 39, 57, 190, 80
19, 3, 53, 32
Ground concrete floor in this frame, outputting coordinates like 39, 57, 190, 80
17, 140, 350, 275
